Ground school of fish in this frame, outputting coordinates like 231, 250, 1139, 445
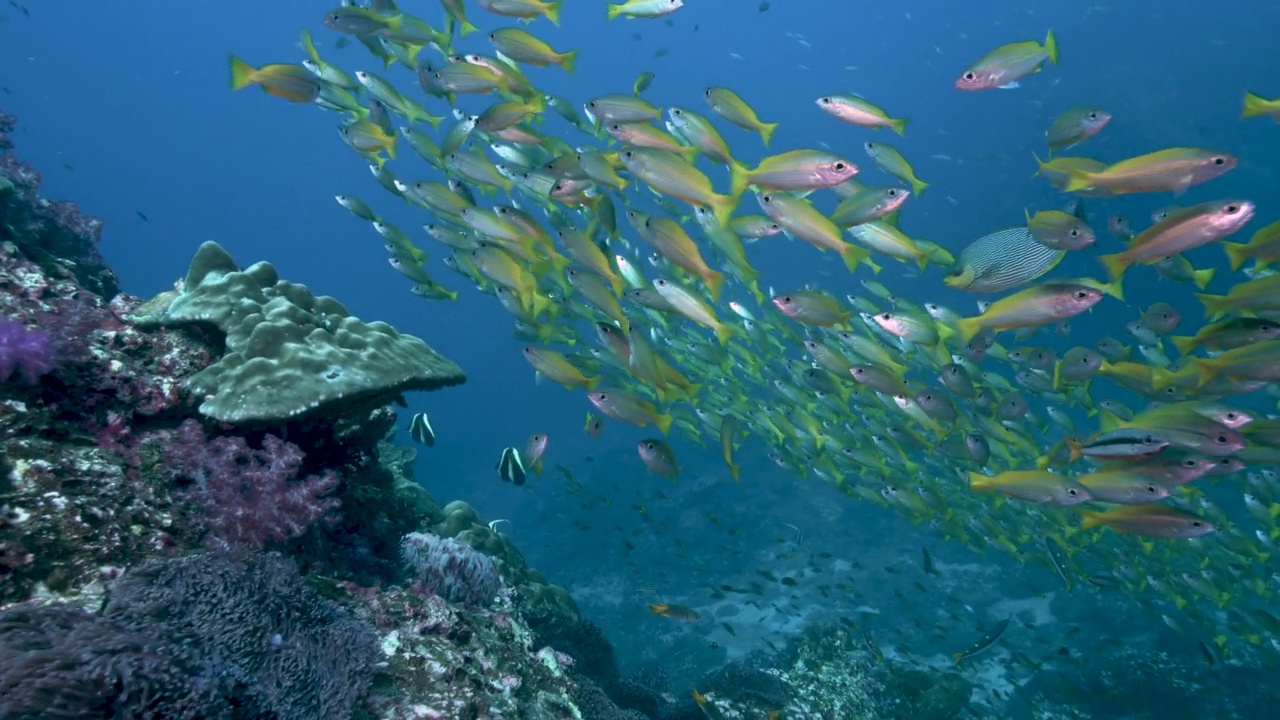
231, 0, 1280, 669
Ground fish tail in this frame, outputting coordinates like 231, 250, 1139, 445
1194, 292, 1229, 321
655, 413, 674, 436
891, 117, 908, 136
459, 19, 480, 36
648, 603, 666, 615
545, 0, 563, 25
967, 472, 992, 492
1052, 361, 1062, 391
229, 54, 256, 90
1222, 241, 1250, 272
728, 161, 752, 199
957, 317, 982, 344
605, 4, 622, 20
585, 375, 601, 392
705, 270, 725, 303
299, 29, 320, 63
1078, 508, 1103, 531
384, 135, 398, 159
1097, 252, 1128, 287
1066, 438, 1083, 462
759, 121, 779, 148
1170, 335, 1196, 356
728, 463, 741, 483
1030, 151, 1048, 178
910, 177, 929, 196
714, 322, 737, 347
560, 49, 578, 74
1191, 267, 1216, 290
1190, 357, 1217, 388
1044, 29, 1059, 64
710, 193, 737, 229
1242, 91, 1267, 119
839, 244, 871, 275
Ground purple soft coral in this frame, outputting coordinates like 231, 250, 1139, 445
0, 316, 54, 383
160, 420, 341, 551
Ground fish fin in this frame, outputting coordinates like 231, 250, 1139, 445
891, 117, 908, 136
656, 413, 674, 436
299, 29, 320, 64
728, 161, 752, 199
1242, 91, 1267, 119
710, 193, 738, 229
1062, 168, 1095, 193
759, 121, 779, 148
967, 472, 991, 492
1222, 241, 1250, 272
545, 1, 563, 25
561, 49, 578, 74
714, 323, 737, 347
1044, 28, 1059, 64
997, 82, 1021, 90
1194, 292, 1228, 321
1191, 267, 1216, 290
839, 244, 872, 275
229, 54, 255, 90
1078, 508, 1103, 531
1189, 357, 1217, 388
1096, 253, 1127, 286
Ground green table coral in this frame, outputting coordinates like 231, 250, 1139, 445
132, 241, 465, 424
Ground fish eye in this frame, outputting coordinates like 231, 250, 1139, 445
672, 108, 683, 116
887, 189, 897, 196
1217, 435, 1228, 443
597, 393, 608, 400
963, 71, 976, 81
782, 295, 792, 302
1088, 111, 1097, 119
588, 101, 598, 107
1213, 157, 1225, 165
835, 162, 847, 171
1146, 486, 1158, 493
881, 312, 891, 320
819, 97, 831, 104
1075, 291, 1088, 299
1067, 488, 1079, 496
704, 88, 713, 97
1192, 521, 1204, 527
1227, 204, 1239, 213
1069, 229, 1079, 236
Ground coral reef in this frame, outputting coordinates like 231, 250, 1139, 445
0, 106, 594, 720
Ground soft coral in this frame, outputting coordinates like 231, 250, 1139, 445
0, 316, 53, 384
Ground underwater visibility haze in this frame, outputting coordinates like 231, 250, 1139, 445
3, 0, 1280, 718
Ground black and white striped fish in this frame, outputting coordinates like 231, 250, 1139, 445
408, 412, 435, 447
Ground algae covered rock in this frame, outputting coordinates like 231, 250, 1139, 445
132, 241, 465, 425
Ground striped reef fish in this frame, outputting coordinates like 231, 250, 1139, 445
944, 227, 1064, 293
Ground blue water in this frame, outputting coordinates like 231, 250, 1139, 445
6, 0, 1280, 711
